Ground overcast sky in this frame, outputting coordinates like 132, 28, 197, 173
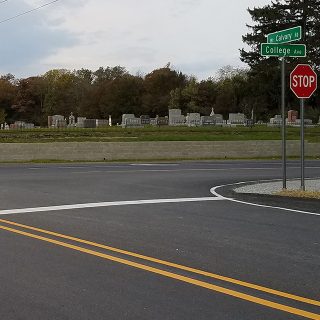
0, 0, 271, 79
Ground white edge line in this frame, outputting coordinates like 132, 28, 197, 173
210, 180, 320, 217
0, 197, 223, 216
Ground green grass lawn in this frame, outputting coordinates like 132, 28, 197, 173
0, 125, 319, 143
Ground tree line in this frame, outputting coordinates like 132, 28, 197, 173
0, 66, 261, 126
0, 0, 319, 126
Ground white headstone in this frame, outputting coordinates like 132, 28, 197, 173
121, 114, 135, 127
186, 113, 201, 127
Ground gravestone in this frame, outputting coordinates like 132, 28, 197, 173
52, 115, 66, 128
124, 117, 142, 128
83, 119, 96, 128
201, 116, 216, 126
288, 110, 298, 124
169, 109, 185, 126
96, 119, 109, 127
156, 116, 169, 126
150, 118, 158, 126
76, 117, 86, 128
186, 113, 201, 127
213, 114, 224, 125
121, 114, 135, 127
269, 115, 282, 126
140, 115, 151, 125
228, 113, 246, 125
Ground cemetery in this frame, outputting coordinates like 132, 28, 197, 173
0, 110, 318, 161
0, 106, 319, 132
1, 107, 315, 131
0, 108, 318, 146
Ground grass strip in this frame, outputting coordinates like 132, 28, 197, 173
275, 190, 320, 199
0, 125, 318, 143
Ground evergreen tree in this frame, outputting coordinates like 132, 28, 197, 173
240, 0, 320, 118
274, 0, 320, 69
241, 0, 320, 70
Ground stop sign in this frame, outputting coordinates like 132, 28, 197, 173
290, 64, 317, 98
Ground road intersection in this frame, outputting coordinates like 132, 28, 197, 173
0, 161, 319, 319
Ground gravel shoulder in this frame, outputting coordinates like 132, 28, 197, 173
234, 179, 320, 195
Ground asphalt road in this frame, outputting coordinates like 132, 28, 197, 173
0, 160, 319, 320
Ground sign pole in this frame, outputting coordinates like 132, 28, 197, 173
290, 64, 317, 191
262, 27, 316, 192
281, 57, 287, 189
300, 98, 305, 191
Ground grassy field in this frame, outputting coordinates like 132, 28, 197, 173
0, 125, 319, 143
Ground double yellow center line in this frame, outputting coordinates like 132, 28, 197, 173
0, 218, 319, 319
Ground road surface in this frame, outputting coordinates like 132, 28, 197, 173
0, 160, 319, 319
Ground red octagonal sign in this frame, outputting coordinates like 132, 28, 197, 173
290, 64, 317, 99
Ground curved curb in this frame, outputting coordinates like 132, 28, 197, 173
210, 180, 320, 217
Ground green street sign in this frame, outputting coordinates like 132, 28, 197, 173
267, 26, 302, 44
260, 43, 306, 57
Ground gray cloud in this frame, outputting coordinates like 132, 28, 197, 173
0, 0, 79, 76
0, 0, 271, 79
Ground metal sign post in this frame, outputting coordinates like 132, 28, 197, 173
281, 57, 286, 189
300, 98, 305, 191
290, 64, 317, 192
262, 26, 305, 190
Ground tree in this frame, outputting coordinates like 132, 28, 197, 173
42, 69, 78, 117
240, 0, 320, 118
0, 108, 6, 124
93, 66, 128, 84
196, 79, 218, 115
99, 75, 144, 123
0, 74, 17, 123
274, 0, 320, 70
214, 67, 250, 117
77, 66, 130, 119
72, 69, 95, 117
241, 1, 320, 68
143, 67, 186, 116
305, 106, 320, 123
169, 76, 217, 115
12, 77, 46, 125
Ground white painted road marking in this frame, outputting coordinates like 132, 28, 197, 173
210, 182, 320, 217
0, 197, 223, 216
